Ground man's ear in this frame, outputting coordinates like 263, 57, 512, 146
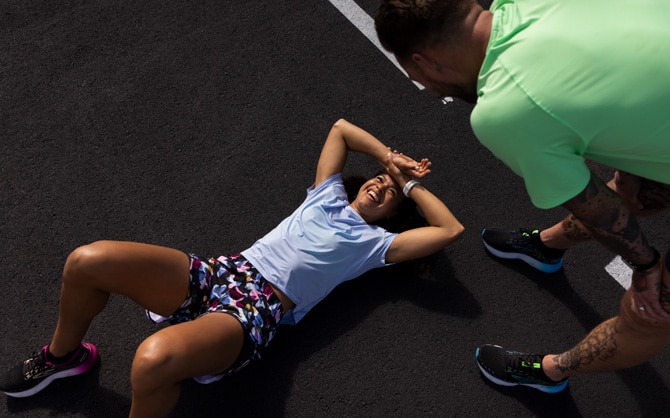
411, 51, 436, 73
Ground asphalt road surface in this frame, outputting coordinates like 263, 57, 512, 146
1, 1, 669, 417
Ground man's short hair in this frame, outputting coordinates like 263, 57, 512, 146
375, 0, 472, 59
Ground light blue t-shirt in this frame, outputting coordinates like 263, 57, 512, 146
241, 174, 398, 324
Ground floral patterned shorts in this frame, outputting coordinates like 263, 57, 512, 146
146, 253, 283, 383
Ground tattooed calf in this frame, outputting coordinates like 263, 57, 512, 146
552, 319, 618, 373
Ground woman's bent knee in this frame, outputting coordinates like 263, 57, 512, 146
62, 241, 111, 285
131, 337, 178, 392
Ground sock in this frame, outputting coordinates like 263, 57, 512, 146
46, 345, 82, 364
539, 361, 566, 383
531, 231, 566, 257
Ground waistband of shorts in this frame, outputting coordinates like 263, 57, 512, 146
211, 253, 285, 315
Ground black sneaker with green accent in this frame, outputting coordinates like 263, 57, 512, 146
476, 344, 568, 393
0, 342, 99, 398
481, 228, 565, 273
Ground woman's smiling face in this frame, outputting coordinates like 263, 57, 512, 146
350, 173, 403, 223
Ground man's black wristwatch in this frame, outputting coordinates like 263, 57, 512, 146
622, 248, 661, 272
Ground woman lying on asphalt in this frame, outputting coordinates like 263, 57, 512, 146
0, 119, 464, 418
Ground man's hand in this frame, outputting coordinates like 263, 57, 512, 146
630, 262, 670, 322
607, 170, 644, 212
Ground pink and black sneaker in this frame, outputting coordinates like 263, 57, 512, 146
0, 342, 99, 398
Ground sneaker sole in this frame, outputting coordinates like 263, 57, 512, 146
193, 373, 226, 384
2, 342, 99, 398
482, 237, 563, 274
475, 347, 568, 394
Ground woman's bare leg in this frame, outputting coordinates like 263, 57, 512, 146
129, 313, 244, 418
49, 240, 190, 356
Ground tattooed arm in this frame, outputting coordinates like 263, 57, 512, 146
562, 172, 670, 322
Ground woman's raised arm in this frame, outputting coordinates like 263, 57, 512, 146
383, 155, 464, 263
314, 119, 429, 187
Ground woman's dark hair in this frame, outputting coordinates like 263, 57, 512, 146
342, 172, 427, 233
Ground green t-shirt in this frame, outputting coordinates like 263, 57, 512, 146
471, 0, 670, 208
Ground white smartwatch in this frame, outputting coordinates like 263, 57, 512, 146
403, 179, 420, 197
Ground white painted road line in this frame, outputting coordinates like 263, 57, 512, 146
605, 256, 631, 289
329, 0, 455, 102
328, 0, 408, 75
328, 0, 431, 92
328, 0, 454, 105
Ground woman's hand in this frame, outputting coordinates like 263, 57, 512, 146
384, 149, 432, 179
380, 151, 411, 186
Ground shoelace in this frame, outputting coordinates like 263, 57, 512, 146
511, 229, 565, 260
22, 351, 51, 379
520, 228, 539, 237
509, 228, 536, 244
507, 351, 544, 377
